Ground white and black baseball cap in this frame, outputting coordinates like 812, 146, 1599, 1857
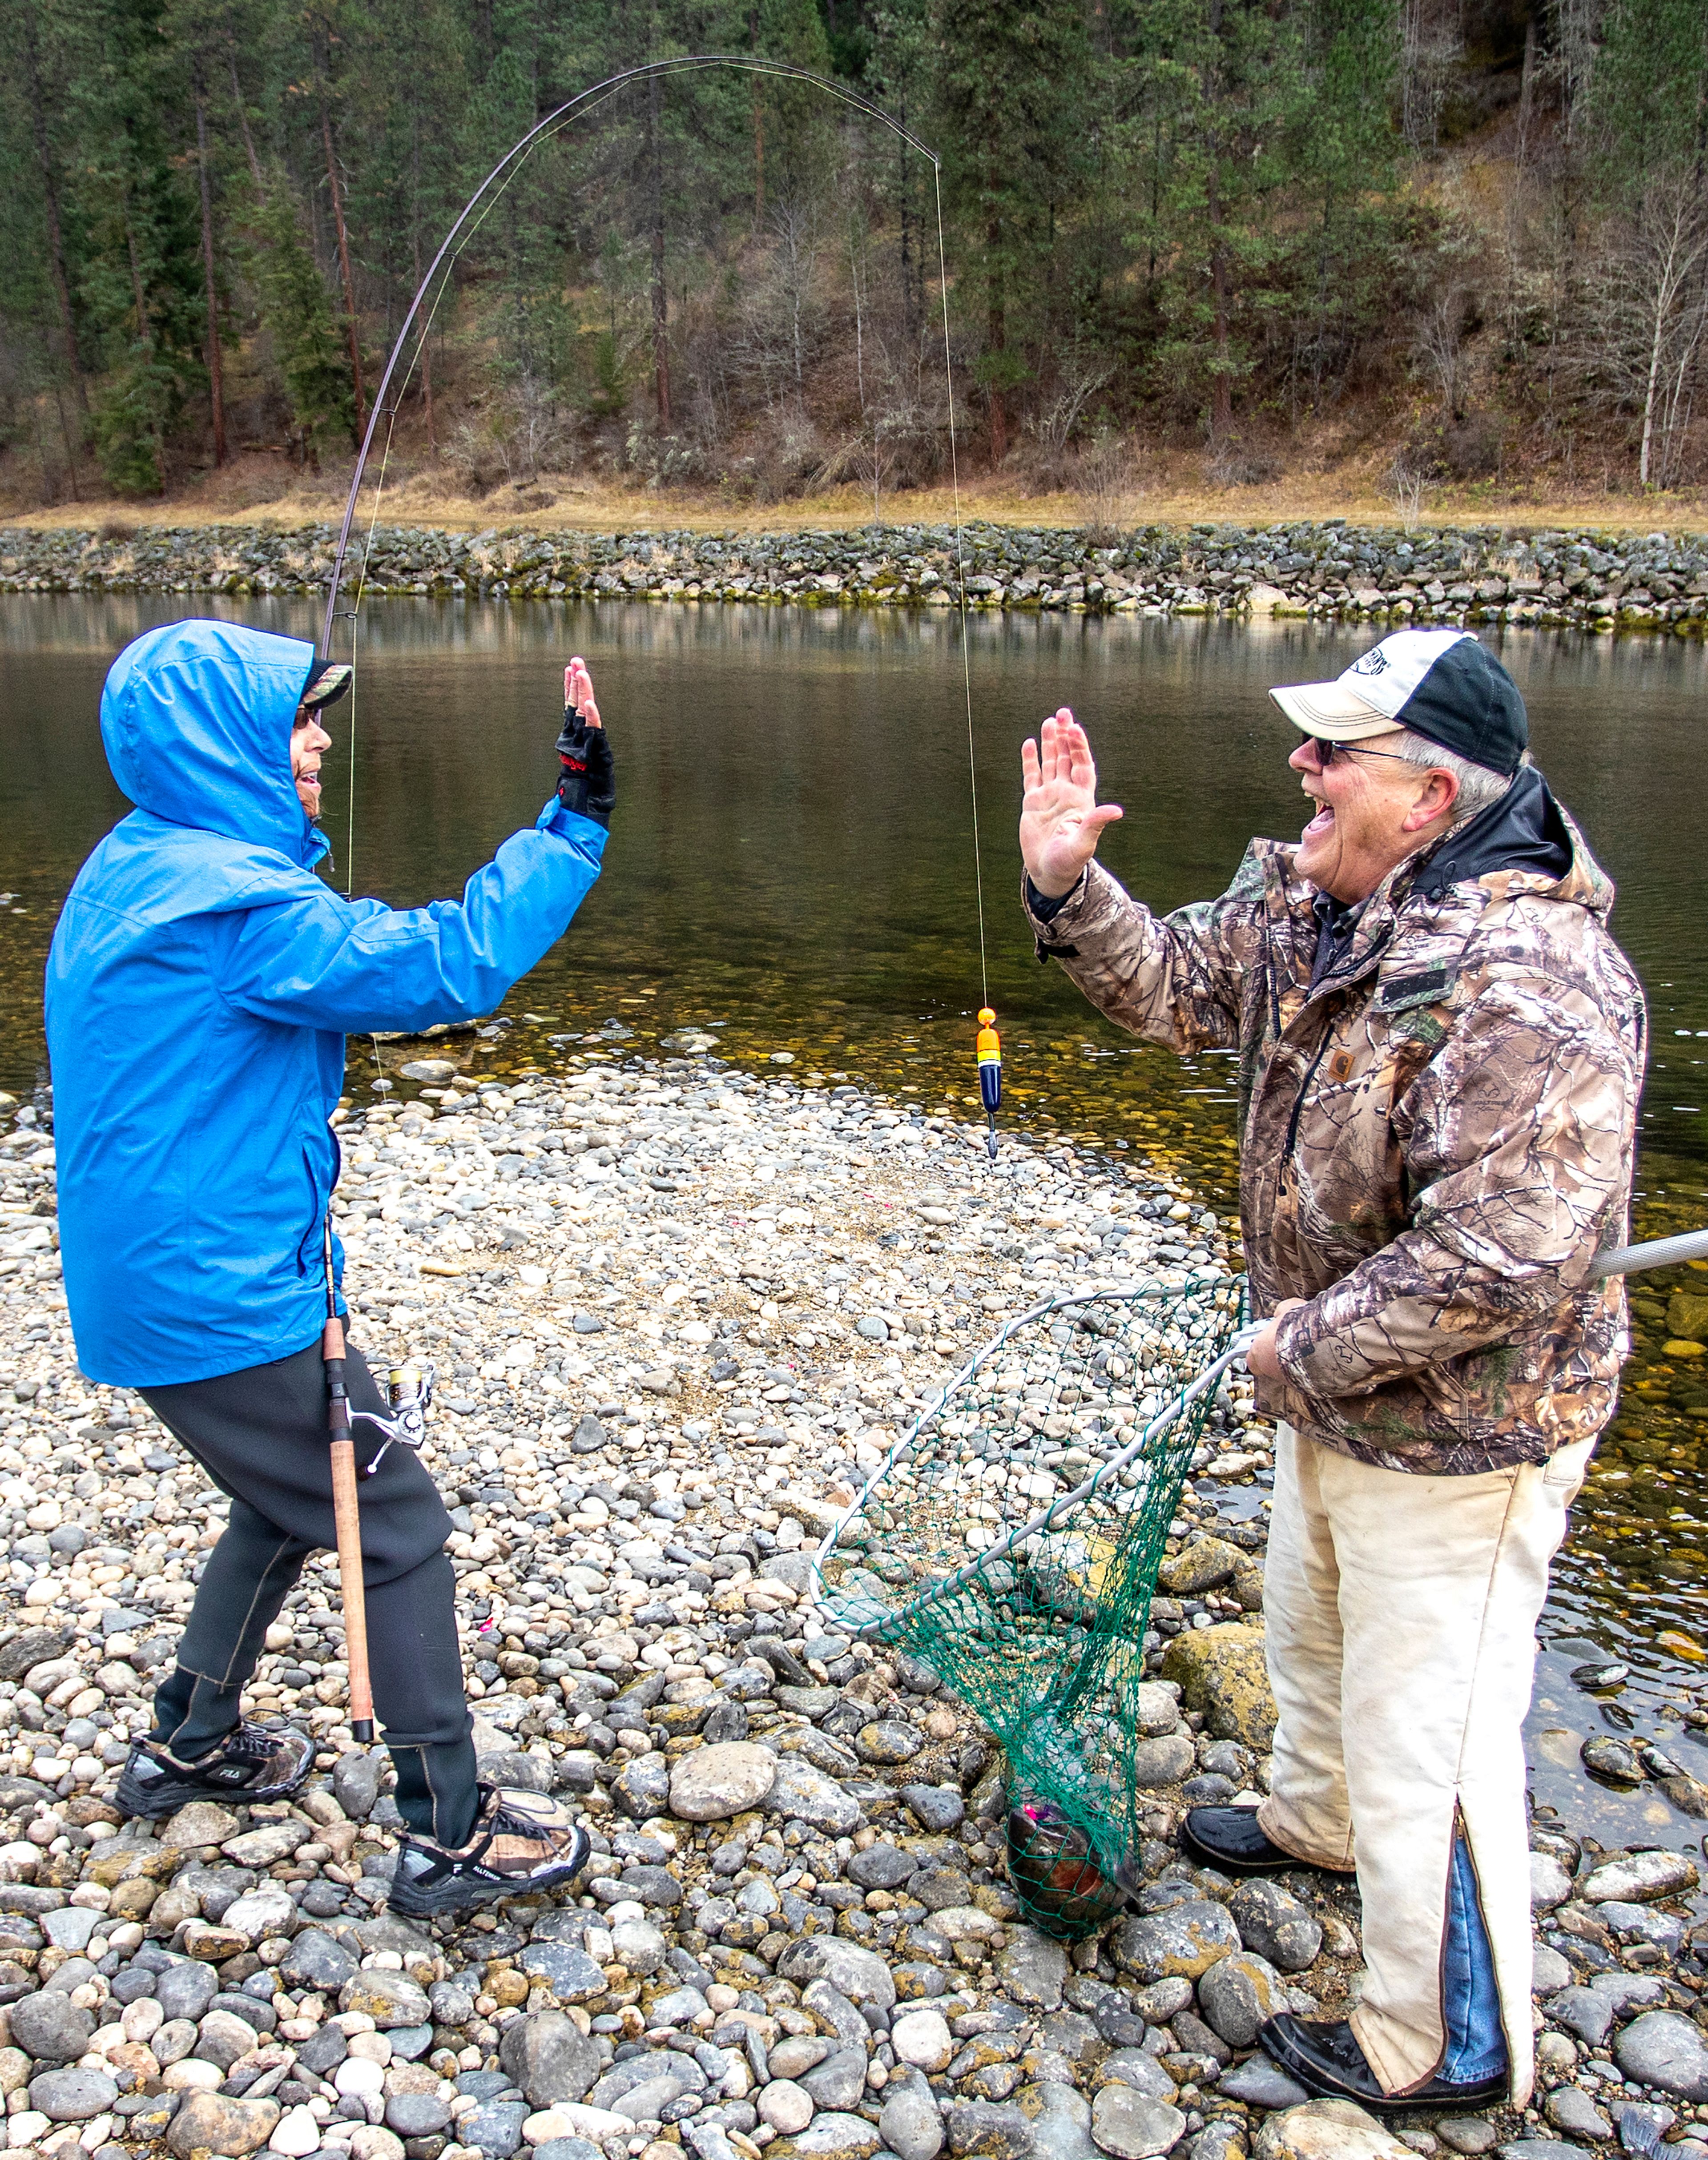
1269, 629, 1528, 776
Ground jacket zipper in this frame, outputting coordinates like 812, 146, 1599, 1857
1280, 1032, 1334, 1182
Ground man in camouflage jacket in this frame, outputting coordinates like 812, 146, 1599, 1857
1019, 630, 1645, 2116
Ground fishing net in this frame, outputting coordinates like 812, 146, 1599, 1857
814, 1275, 1248, 1939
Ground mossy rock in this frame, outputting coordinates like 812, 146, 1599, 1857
1160, 1621, 1276, 1750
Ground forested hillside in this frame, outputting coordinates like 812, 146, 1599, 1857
1, 0, 1704, 515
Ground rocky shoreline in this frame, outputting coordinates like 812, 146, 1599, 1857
0, 1051, 1704, 2160
1, 523, 1705, 636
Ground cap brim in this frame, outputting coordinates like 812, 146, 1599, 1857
299, 663, 353, 711
1268, 682, 1397, 740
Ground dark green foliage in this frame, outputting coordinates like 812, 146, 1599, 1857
0, 0, 1690, 500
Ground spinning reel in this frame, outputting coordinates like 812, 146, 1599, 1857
352, 1364, 436, 1476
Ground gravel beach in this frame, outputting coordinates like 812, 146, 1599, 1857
0, 1051, 1704, 2160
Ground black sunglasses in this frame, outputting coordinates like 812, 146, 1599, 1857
1307, 735, 1412, 768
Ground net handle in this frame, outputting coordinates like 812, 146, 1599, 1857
811, 1283, 1259, 1632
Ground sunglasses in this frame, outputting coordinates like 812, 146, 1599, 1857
1306, 735, 1412, 768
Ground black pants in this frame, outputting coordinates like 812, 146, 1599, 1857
141, 1339, 479, 1846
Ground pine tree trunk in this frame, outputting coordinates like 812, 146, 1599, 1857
195, 79, 227, 467
227, 49, 265, 193
987, 213, 1007, 468
649, 72, 671, 428
320, 101, 368, 438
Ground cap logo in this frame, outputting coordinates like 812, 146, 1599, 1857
1349, 649, 1390, 676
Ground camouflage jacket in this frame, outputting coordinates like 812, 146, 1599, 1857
1023, 778, 1647, 1472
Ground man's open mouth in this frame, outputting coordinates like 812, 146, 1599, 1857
1303, 796, 1333, 841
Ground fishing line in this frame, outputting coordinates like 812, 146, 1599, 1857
324, 56, 1000, 1136
932, 163, 987, 1012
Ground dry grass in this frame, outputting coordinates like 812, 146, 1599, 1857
7, 441, 1705, 538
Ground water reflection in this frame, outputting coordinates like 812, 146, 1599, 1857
4, 593, 1708, 1762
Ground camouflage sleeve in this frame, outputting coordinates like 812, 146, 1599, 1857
1272, 967, 1640, 1397
1019, 846, 1270, 1055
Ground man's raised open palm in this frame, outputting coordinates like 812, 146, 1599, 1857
1020, 709, 1124, 899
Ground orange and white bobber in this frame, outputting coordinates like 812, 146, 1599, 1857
976, 1007, 1001, 1159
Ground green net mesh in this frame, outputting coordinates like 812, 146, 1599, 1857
814, 1276, 1247, 1939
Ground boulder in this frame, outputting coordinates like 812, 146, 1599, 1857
1111, 1901, 1240, 1983
670, 1742, 778, 1821
1196, 1954, 1286, 2050
1228, 1880, 1323, 1973
1582, 1850, 1699, 1905
1160, 1625, 1276, 1750
500, 2011, 601, 2107
1253, 2101, 1414, 2160
1089, 2086, 1187, 2159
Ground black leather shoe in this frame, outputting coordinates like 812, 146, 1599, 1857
1260, 2014, 1509, 2115
1180, 1804, 1353, 1878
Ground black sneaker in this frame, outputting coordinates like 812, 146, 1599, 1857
116, 1725, 314, 1819
389, 1785, 591, 1918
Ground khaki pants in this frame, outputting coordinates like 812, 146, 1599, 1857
1255, 1422, 1593, 2106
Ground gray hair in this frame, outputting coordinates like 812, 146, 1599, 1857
1387, 729, 1520, 819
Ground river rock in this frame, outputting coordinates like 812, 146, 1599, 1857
1543, 2086, 1611, 2140
462, 2098, 529, 2156
759, 2081, 816, 2133
1253, 2101, 1414, 2160
1158, 1539, 1242, 1597
386, 2092, 454, 2136
166, 2091, 282, 2158
892, 2009, 956, 2072
671, 1741, 778, 1819
786, 1944, 902, 2004
769, 2114, 884, 2160
1160, 1625, 1276, 1749
882, 2066, 947, 2160
998, 1930, 1070, 2010
1218, 2059, 1310, 2109
1229, 1879, 1322, 1971
947, 2101, 1035, 2157
8, 1993, 95, 2062
1582, 1850, 1699, 1904
29, 2066, 118, 2120
1090, 2085, 1187, 2159
1196, 1953, 1286, 2048
1615, 2012, 1708, 2099
1129, 1736, 1196, 1789
858, 1720, 924, 1764
1112, 1900, 1240, 1982
1095, 2055, 1177, 2103
612, 1752, 672, 1820
765, 1758, 862, 1835
1529, 1852, 1573, 1911
341, 1970, 431, 2027
500, 2011, 601, 2106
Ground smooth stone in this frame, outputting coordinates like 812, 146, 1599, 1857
848, 1844, 918, 1892
881, 2067, 946, 2160
268, 2103, 324, 2156
891, 2011, 955, 2074
155, 1963, 220, 2024
777, 1935, 897, 2010
611, 1753, 672, 1821
769, 2114, 884, 2160
40, 1907, 100, 1953
609, 1918, 669, 1975
1253, 2101, 1414, 2160
517, 1943, 607, 2004
997, 1931, 1070, 2012
670, 1743, 778, 1822
500, 2012, 601, 2108
1159, 1625, 1276, 1750
221, 1886, 298, 1940
1615, 2012, 1708, 2100
1217, 2058, 1309, 2109
1111, 1902, 1241, 1983
461, 2099, 531, 2156
384, 2092, 453, 2136
757, 2082, 815, 2135
1543, 2088, 1610, 2140
857, 1722, 924, 1766
1019, 2082, 1099, 2160
340, 1972, 431, 2028
1582, 1851, 1699, 1904
1497, 2145, 1588, 2160
7, 1992, 95, 2061
282, 1931, 359, 1992
1550, 1977, 1666, 2048
333, 1752, 383, 1821
1128, 1737, 1196, 1790
1196, 1953, 1286, 2049
29, 2065, 120, 2120
945, 2101, 1035, 2158
1529, 1854, 1574, 1912
162, 1801, 242, 1847
166, 2091, 282, 2159
1532, 1947, 1573, 1997
902, 1786, 967, 1833
1094, 2055, 1176, 2104
1433, 2123, 1497, 2156
1089, 2086, 1187, 2160
1229, 1879, 1324, 1973
1158, 1539, 1242, 1597
799, 2050, 869, 2112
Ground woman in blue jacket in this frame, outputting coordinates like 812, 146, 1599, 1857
46, 619, 612, 1915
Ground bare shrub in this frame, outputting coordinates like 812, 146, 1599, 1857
1387, 455, 1427, 532
1075, 428, 1141, 541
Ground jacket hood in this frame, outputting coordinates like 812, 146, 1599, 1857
1412, 764, 1576, 901
101, 620, 328, 866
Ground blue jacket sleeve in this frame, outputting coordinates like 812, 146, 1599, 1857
208, 800, 606, 1035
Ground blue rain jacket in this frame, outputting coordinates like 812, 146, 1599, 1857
45, 619, 606, 1387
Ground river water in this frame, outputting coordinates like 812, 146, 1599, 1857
4, 593, 1707, 1811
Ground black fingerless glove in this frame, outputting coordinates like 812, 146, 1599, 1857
556, 704, 616, 827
